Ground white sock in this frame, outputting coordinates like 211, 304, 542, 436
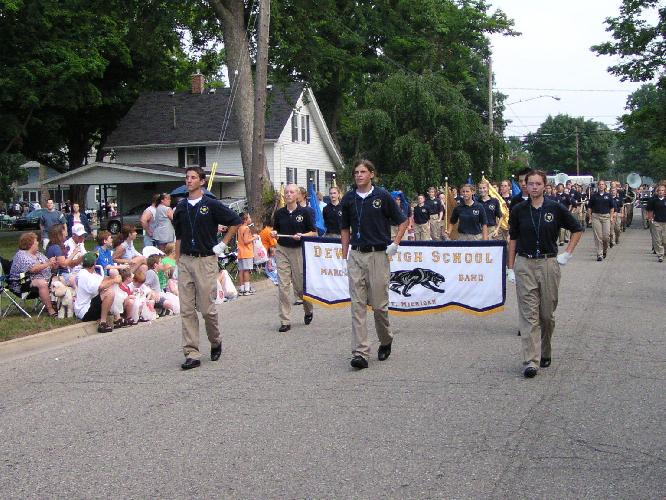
244, 282, 250, 290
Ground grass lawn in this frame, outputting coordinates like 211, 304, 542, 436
0, 314, 79, 342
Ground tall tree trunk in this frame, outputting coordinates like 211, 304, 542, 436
210, 0, 255, 205
249, 0, 271, 219
67, 133, 90, 209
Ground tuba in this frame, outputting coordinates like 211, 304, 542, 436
626, 172, 642, 202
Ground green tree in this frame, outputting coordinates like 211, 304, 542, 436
0, 153, 27, 203
525, 115, 615, 175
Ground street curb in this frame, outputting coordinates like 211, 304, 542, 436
0, 277, 273, 361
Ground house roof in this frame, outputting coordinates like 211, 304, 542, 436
105, 83, 304, 149
18, 162, 241, 188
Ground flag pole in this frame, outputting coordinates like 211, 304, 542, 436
444, 176, 449, 233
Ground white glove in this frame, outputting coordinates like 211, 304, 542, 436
386, 243, 399, 256
507, 268, 515, 283
212, 241, 228, 256
557, 251, 572, 266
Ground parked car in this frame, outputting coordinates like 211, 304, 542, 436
12, 209, 49, 230
101, 203, 149, 234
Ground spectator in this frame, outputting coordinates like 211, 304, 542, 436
237, 212, 258, 295
64, 223, 88, 280
145, 254, 179, 314
45, 223, 82, 287
141, 194, 160, 247
66, 203, 91, 237
112, 223, 147, 271
39, 199, 65, 249
9, 232, 57, 317
95, 230, 125, 275
152, 193, 175, 249
260, 215, 278, 285
75, 252, 121, 333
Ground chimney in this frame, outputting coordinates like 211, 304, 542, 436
191, 71, 204, 94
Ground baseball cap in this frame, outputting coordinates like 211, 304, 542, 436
72, 223, 87, 236
82, 252, 97, 268
142, 245, 165, 257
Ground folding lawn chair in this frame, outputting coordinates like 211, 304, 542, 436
0, 257, 46, 319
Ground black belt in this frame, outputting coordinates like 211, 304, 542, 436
182, 251, 214, 257
351, 244, 387, 253
518, 252, 557, 259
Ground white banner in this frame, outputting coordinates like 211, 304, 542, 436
302, 238, 506, 316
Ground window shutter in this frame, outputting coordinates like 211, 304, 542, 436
306, 115, 310, 144
178, 147, 185, 168
198, 147, 207, 168
291, 113, 298, 142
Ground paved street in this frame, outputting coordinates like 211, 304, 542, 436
1, 222, 664, 498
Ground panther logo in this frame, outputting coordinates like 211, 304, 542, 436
373, 199, 382, 208
295, 215, 304, 222
389, 268, 446, 297
544, 212, 554, 222
199, 206, 209, 215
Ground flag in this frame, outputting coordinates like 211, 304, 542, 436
277, 183, 285, 208
467, 173, 473, 185
511, 179, 521, 197
446, 187, 459, 240
483, 175, 509, 232
390, 191, 410, 219
308, 181, 326, 234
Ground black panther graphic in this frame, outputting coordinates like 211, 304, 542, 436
389, 268, 446, 297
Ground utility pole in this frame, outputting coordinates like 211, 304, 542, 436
488, 56, 493, 176
250, 0, 271, 218
575, 127, 580, 176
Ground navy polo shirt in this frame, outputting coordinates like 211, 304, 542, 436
340, 186, 406, 246
509, 198, 582, 256
424, 197, 442, 216
322, 202, 342, 234
454, 196, 464, 206
450, 201, 488, 235
556, 193, 571, 209
569, 191, 582, 206
588, 192, 614, 214
479, 198, 502, 227
173, 197, 241, 255
647, 196, 666, 222
510, 193, 529, 210
273, 206, 316, 248
611, 196, 623, 212
413, 204, 430, 225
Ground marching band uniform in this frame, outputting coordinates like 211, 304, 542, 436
450, 200, 488, 240
413, 201, 431, 241
322, 200, 342, 238
610, 192, 624, 246
508, 192, 582, 378
480, 197, 502, 239
588, 186, 615, 261
556, 191, 572, 245
647, 185, 666, 262
424, 192, 443, 240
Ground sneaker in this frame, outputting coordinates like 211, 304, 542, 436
350, 356, 368, 369
659, 257, 664, 263
247, 288, 256, 295
97, 322, 112, 333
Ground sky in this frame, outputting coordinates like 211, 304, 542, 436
489, 0, 654, 138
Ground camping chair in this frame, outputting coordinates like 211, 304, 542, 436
0, 258, 46, 319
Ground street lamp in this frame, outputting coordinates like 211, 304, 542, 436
506, 95, 561, 106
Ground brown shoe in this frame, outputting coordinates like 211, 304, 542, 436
97, 322, 113, 333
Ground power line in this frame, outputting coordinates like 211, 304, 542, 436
497, 87, 632, 93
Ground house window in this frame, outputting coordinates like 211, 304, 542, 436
307, 169, 319, 191
325, 172, 336, 192
291, 112, 310, 144
178, 146, 207, 168
286, 167, 297, 185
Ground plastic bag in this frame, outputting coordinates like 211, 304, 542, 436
253, 239, 268, 264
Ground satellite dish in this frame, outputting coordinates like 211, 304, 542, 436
554, 173, 569, 185
627, 173, 642, 189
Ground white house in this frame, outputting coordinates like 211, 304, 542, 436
23, 77, 343, 214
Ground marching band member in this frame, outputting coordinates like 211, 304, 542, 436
322, 186, 342, 237
555, 183, 572, 245
477, 180, 502, 239
587, 180, 615, 261
425, 186, 444, 240
340, 159, 407, 370
610, 186, 624, 247
448, 184, 488, 240
271, 184, 317, 332
413, 194, 432, 241
647, 183, 666, 262
507, 170, 582, 378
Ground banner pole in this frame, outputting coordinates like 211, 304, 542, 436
444, 176, 449, 233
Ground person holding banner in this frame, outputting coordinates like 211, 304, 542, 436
340, 159, 407, 370
507, 169, 583, 378
447, 184, 488, 240
271, 184, 317, 332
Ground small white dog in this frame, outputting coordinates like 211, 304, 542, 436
51, 278, 75, 318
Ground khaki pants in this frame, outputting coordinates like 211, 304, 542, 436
495, 227, 509, 241
611, 215, 622, 244
276, 244, 312, 325
390, 226, 408, 241
574, 205, 585, 226
457, 233, 482, 241
651, 221, 665, 257
178, 254, 221, 359
514, 256, 561, 368
347, 249, 392, 359
414, 222, 431, 241
591, 213, 610, 257
429, 215, 441, 240
558, 227, 570, 244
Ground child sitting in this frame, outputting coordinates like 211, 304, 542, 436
145, 254, 180, 315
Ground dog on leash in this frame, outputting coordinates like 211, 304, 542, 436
51, 278, 75, 318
